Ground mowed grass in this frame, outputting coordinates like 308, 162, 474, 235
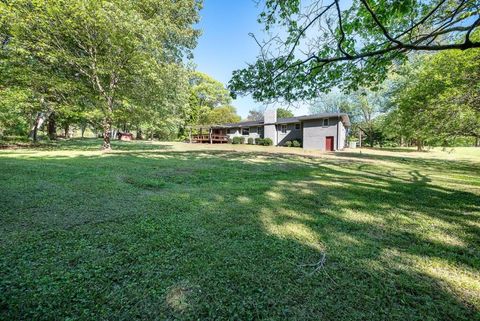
1, 139, 479, 320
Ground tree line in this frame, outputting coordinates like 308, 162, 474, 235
230, 0, 480, 150
0, 0, 241, 149
2, 1, 479, 150
307, 46, 480, 149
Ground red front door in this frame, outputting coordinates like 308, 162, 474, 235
325, 136, 334, 151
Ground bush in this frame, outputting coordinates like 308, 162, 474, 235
292, 140, 301, 147
232, 136, 245, 144
227, 137, 233, 144
285, 141, 292, 147
247, 137, 254, 145
255, 138, 264, 145
263, 138, 273, 146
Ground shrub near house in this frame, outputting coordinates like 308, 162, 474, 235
232, 136, 245, 144
263, 138, 273, 146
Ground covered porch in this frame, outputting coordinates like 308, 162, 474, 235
186, 125, 229, 144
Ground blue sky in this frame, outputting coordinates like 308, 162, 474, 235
193, 0, 310, 118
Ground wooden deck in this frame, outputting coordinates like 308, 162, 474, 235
191, 134, 228, 144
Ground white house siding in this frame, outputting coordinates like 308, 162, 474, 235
227, 127, 262, 141
338, 120, 347, 149
302, 118, 341, 150
226, 128, 241, 137
247, 126, 262, 140
264, 124, 277, 145
264, 109, 278, 145
276, 123, 303, 146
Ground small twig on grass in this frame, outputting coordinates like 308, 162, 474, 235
301, 252, 326, 276
300, 253, 338, 285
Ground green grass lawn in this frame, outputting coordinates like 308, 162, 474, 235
1, 139, 479, 320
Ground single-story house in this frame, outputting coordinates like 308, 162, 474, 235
192, 109, 350, 151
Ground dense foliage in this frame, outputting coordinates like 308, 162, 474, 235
311, 45, 480, 149
0, 0, 205, 148
186, 72, 241, 126
385, 47, 480, 149
229, 0, 480, 102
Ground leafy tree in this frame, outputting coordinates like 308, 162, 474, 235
387, 45, 480, 149
186, 71, 233, 125
123, 63, 191, 140
277, 108, 294, 118
229, 0, 480, 102
205, 106, 241, 124
7, 0, 201, 149
0, 30, 90, 142
247, 108, 264, 121
310, 92, 353, 114
246, 107, 293, 121
0, 87, 35, 137
184, 71, 240, 127
189, 72, 232, 109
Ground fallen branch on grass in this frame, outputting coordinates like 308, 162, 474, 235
301, 252, 326, 276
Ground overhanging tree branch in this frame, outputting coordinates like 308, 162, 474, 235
230, 0, 480, 101
360, 0, 404, 46
395, 0, 449, 40
335, 0, 353, 58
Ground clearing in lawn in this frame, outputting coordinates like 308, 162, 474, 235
1, 139, 479, 320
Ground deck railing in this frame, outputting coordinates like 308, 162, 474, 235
191, 134, 228, 143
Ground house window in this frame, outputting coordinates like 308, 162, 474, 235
250, 127, 257, 134
258, 126, 264, 136
323, 118, 329, 126
242, 127, 249, 135
281, 124, 287, 133
227, 128, 236, 134
295, 123, 301, 130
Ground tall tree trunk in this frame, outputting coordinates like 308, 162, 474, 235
64, 123, 70, 138
47, 112, 57, 140
29, 112, 47, 143
476, 136, 480, 147
31, 120, 38, 143
81, 125, 86, 138
102, 120, 112, 150
417, 139, 423, 151
368, 129, 374, 147
101, 94, 115, 150
136, 127, 143, 140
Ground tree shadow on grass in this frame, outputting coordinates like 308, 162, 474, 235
0, 150, 479, 320
337, 151, 480, 175
3, 138, 175, 151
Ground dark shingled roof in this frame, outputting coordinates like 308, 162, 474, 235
218, 113, 350, 128
220, 120, 263, 128
275, 117, 299, 123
